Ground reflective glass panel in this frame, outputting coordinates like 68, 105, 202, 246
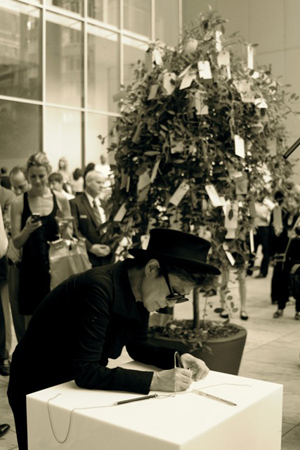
88, 0, 119, 27
87, 25, 119, 113
45, 107, 81, 174
46, 12, 83, 107
0, 0, 42, 100
124, 0, 151, 38
0, 99, 41, 168
86, 113, 116, 167
46, 0, 83, 16
155, 0, 179, 47
123, 36, 148, 87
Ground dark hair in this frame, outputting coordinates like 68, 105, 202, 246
48, 172, 63, 184
73, 168, 83, 181
83, 163, 95, 188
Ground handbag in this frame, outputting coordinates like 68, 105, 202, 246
48, 238, 92, 290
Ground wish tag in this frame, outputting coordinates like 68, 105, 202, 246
249, 229, 255, 253
141, 235, 150, 250
215, 30, 223, 52
198, 61, 212, 79
205, 184, 223, 207
178, 64, 192, 78
180, 72, 196, 90
223, 243, 235, 266
114, 203, 126, 222
233, 80, 255, 103
255, 98, 268, 109
153, 48, 163, 66
217, 50, 230, 67
234, 135, 245, 158
247, 45, 254, 70
225, 228, 236, 239
224, 201, 238, 229
235, 175, 248, 194
137, 171, 151, 191
150, 158, 161, 183
148, 84, 159, 100
169, 182, 190, 206
163, 72, 176, 95
194, 91, 209, 115
183, 38, 198, 55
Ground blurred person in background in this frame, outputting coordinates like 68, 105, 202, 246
48, 172, 74, 200
7, 166, 30, 342
58, 156, 72, 194
71, 168, 84, 195
70, 170, 112, 267
10, 152, 72, 328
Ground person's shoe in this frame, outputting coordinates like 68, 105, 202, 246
0, 424, 10, 438
273, 310, 283, 319
240, 311, 249, 321
0, 359, 10, 376
295, 312, 300, 321
220, 312, 229, 319
255, 274, 266, 279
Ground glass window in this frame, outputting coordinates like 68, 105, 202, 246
0, 99, 42, 168
155, 0, 179, 47
123, 36, 148, 87
0, 0, 42, 100
46, 0, 83, 16
86, 113, 116, 167
87, 25, 119, 113
88, 0, 119, 27
46, 12, 83, 107
45, 107, 81, 174
124, 0, 151, 38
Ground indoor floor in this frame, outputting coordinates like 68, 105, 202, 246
0, 268, 299, 449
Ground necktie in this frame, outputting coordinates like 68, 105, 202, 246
92, 199, 102, 226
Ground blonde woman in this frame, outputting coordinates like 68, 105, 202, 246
10, 152, 72, 328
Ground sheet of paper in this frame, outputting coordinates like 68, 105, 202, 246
234, 135, 245, 158
215, 30, 223, 52
198, 61, 212, 79
150, 158, 161, 183
247, 45, 254, 70
148, 84, 159, 100
141, 235, 150, 250
205, 184, 223, 207
137, 171, 151, 191
114, 203, 126, 222
169, 182, 190, 206
163, 72, 176, 95
180, 72, 196, 90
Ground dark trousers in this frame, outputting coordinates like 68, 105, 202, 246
271, 262, 290, 309
248, 226, 270, 276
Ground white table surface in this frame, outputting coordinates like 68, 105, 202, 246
27, 362, 283, 450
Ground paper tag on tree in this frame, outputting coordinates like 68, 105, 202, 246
224, 200, 238, 229
148, 84, 159, 100
235, 174, 248, 194
225, 228, 236, 239
247, 44, 254, 70
223, 243, 235, 266
234, 135, 245, 158
198, 61, 212, 79
114, 203, 126, 222
163, 72, 176, 95
150, 158, 161, 183
249, 229, 255, 253
180, 72, 196, 90
215, 30, 223, 52
255, 98, 268, 108
141, 234, 150, 250
153, 48, 163, 66
137, 171, 151, 191
205, 184, 223, 207
233, 80, 255, 103
179, 64, 192, 78
183, 38, 198, 55
169, 182, 190, 206
194, 91, 208, 115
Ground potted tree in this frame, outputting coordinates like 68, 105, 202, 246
101, 8, 297, 374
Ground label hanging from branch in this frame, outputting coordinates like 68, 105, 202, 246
249, 229, 255, 253
137, 171, 151, 191
205, 184, 223, 207
224, 200, 238, 230
194, 91, 208, 115
148, 84, 159, 100
247, 45, 254, 70
198, 61, 212, 79
234, 135, 245, 158
223, 243, 236, 266
215, 30, 223, 52
163, 72, 176, 95
235, 174, 248, 194
169, 182, 190, 206
141, 235, 150, 250
233, 80, 255, 103
114, 203, 126, 222
180, 72, 196, 90
150, 158, 161, 183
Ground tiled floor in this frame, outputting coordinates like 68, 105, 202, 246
1, 268, 300, 449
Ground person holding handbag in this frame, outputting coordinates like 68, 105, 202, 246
10, 152, 73, 329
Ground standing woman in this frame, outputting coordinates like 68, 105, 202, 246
10, 153, 72, 328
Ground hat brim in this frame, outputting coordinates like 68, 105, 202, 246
128, 248, 220, 275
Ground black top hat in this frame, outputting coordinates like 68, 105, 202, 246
129, 228, 220, 275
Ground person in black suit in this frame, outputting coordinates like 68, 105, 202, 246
8, 228, 219, 450
70, 170, 112, 267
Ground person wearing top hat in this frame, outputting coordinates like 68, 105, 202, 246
8, 228, 220, 450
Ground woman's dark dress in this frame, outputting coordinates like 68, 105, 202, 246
18, 191, 59, 314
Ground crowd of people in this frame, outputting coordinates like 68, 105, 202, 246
0, 152, 300, 448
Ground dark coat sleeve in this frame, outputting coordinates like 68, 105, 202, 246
73, 276, 154, 394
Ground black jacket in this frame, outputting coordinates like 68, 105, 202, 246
9, 262, 177, 399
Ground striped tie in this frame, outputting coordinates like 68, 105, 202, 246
92, 199, 102, 226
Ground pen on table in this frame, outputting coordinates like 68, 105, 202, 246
113, 394, 158, 406
192, 389, 237, 406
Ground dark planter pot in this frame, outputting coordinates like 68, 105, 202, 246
148, 322, 247, 375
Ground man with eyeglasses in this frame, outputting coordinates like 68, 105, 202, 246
8, 228, 220, 450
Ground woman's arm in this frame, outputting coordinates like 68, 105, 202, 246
0, 207, 8, 258
11, 196, 41, 249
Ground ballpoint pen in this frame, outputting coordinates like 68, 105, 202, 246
192, 389, 237, 406
113, 394, 158, 406
175, 351, 184, 368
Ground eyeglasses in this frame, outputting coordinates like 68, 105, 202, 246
161, 267, 189, 304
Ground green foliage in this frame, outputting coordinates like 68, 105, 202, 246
104, 8, 297, 269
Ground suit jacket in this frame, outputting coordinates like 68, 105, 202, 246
70, 192, 113, 267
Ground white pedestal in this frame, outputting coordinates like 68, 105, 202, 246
27, 364, 283, 450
